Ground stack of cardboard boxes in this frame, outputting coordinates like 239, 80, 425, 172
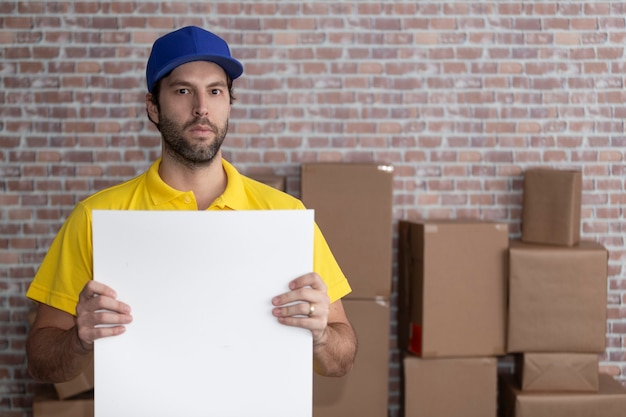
501, 168, 626, 416
397, 168, 626, 416
300, 163, 394, 417
27, 305, 95, 417
398, 220, 509, 417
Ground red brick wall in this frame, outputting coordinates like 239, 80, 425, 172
1, 2, 625, 416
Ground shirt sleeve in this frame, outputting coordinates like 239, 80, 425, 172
312, 222, 352, 303
26, 202, 94, 316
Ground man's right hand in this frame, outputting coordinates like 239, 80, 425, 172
75, 280, 133, 349
26, 280, 131, 382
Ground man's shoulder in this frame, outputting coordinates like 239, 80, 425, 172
80, 171, 149, 210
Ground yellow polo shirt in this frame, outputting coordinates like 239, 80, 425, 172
26, 159, 351, 315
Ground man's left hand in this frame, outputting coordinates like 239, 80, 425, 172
271, 272, 329, 345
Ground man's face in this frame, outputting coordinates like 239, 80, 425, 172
147, 61, 231, 167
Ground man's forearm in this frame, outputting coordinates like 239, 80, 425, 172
313, 321, 358, 377
26, 325, 92, 383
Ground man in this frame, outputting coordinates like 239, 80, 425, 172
26, 26, 357, 383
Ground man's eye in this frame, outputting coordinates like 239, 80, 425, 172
177, 88, 190, 94
211, 89, 222, 95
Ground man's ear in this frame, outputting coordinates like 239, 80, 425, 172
146, 93, 159, 125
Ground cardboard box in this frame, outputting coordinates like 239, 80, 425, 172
404, 355, 497, 417
521, 168, 582, 246
33, 384, 94, 417
301, 163, 394, 299
507, 240, 608, 353
518, 353, 599, 392
398, 220, 509, 357
313, 298, 389, 417
500, 373, 626, 417
248, 174, 286, 191
54, 354, 94, 399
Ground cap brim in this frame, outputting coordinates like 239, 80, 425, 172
150, 54, 243, 92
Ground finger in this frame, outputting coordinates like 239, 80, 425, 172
272, 286, 329, 309
94, 309, 133, 326
274, 306, 328, 332
78, 322, 128, 346
272, 287, 309, 306
272, 301, 312, 318
289, 272, 327, 293
272, 300, 330, 324
76, 294, 131, 319
272, 273, 327, 307
91, 295, 131, 315
77, 281, 131, 315
81, 280, 117, 299
76, 307, 133, 345
76, 305, 132, 329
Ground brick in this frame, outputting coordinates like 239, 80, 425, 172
9, 238, 36, 250
118, 16, 147, 28
3, 17, 32, 29
572, 18, 601, 30
63, 122, 95, 133
585, 62, 609, 73
600, 18, 626, 30
90, 16, 118, 29
582, 32, 609, 44
146, 16, 175, 29
73, 2, 101, 13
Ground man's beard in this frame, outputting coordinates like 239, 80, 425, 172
158, 115, 229, 168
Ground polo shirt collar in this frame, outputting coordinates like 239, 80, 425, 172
145, 159, 188, 206
211, 159, 252, 210
145, 158, 252, 210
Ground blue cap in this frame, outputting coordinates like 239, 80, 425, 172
146, 26, 244, 93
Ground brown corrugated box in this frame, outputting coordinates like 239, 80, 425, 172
313, 298, 389, 417
33, 384, 94, 417
248, 174, 286, 191
507, 240, 608, 353
404, 355, 497, 417
521, 168, 582, 246
301, 163, 394, 299
398, 220, 509, 357
517, 353, 599, 392
500, 373, 626, 417
53, 354, 94, 400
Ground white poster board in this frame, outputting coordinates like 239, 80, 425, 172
92, 210, 314, 417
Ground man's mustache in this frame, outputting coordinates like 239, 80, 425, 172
184, 118, 218, 132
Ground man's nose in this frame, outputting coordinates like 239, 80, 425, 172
193, 94, 209, 117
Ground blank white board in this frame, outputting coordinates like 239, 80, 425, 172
92, 210, 314, 417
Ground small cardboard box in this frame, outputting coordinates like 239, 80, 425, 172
54, 354, 94, 400
521, 168, 582, 246
518, 353, 599, 392
507, 240, 608, 353
404, 355, 497, 417
301, 163, 394, 299
398, 220, 509, 357
313, 298, 389, 417
248, 174, 286, 192
501, 373, 626, 417
33, 384, 94, 417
